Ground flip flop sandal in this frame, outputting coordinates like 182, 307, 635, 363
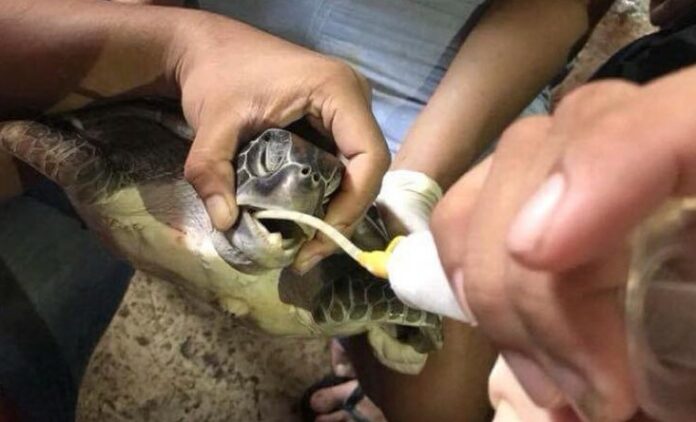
342, 384, 371, 422
299, 375, 373, 422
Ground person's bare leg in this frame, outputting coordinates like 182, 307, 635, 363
344, 320, 496, 422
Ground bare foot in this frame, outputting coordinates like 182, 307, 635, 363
308, 339, 387, 422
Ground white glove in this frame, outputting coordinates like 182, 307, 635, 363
375, 170, 443, 236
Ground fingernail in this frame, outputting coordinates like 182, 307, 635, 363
295, 255, 322, 276
451, 270, 477, 324
507, 173, 566, 255
205, 195, 234, 230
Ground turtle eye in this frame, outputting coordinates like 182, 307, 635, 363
262, 132, 291, 174
253, 139, 283, 175
245, 129, 292, 176
246, 137, 275, 177
263, 139, 285, 173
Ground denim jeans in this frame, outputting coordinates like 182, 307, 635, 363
0, 181, 133, 422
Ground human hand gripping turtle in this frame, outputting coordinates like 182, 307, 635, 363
2, 0, 445, 378
176, 16, 390, 271
0, 0, 389, 268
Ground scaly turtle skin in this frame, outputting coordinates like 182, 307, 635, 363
0, 99, 442, 373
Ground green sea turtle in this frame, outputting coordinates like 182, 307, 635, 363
0, 99, 441, 373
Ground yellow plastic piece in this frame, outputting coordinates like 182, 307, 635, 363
357, 236, 405, 279
385, 236, 405, 254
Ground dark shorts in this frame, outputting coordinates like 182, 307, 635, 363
592, 10, 696, 83
0, 181, 132, 422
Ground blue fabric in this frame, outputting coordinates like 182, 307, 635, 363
0, 181, 133, 422
193, 0, 550, 154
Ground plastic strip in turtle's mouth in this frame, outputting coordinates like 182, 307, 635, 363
242, 206, 308, 250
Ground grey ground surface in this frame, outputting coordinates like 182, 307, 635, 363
77, 273, 329, 422
76, 2, 654, 421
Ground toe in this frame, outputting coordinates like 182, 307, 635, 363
311, 380, 360, 413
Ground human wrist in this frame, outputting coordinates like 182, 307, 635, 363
168, 10, 277, 99
378, 170, 443, 205
165, 9, 217, 98
391, 123, 483, 190
114, 4, 199, 99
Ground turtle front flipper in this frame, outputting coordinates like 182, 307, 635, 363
299, 211, 444, 375
311, 257, 443, 374
0, 120, 119, 202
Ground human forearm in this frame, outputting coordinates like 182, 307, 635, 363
392, 0, 596, 190
0, 0, 184, 115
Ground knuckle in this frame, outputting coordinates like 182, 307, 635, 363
558, 79, 638, 116
497, 116, 550, 152
508, 280, 543, 317
325, 58, 355, 78
505, 271, 560, 328
353, 70, 370, 88
459, 249, 509, 319
185, 155, 233, 183
374, 147, 391, 171
431, 196, 458, 236
321, 58, 371, 93
467, 282, 504, 321
185, 157, 230, 189
352, 70, 372, 98
183, 157, 210, 183
461, 248, 552, 326
591, 109, 636, 138
559, 84, 598, 111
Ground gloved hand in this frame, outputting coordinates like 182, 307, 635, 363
375, 170, 443, 237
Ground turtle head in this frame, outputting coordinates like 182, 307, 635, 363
225, 129, 343, 270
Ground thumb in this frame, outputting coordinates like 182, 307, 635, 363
507, 70, 696, 270
184, 121, 241, 231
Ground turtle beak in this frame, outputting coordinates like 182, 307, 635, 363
223, 207, 310, 271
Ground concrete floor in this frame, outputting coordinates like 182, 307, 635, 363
77, 272, 330, 422
76, 2, 655, 421
555, 0, 654, 99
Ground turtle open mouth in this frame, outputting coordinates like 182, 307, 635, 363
256, 217, 306, 247
227, 155, 343, 270
237, 169, 340, 256
220, 208, 308, 271
243, 206, 312, 252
